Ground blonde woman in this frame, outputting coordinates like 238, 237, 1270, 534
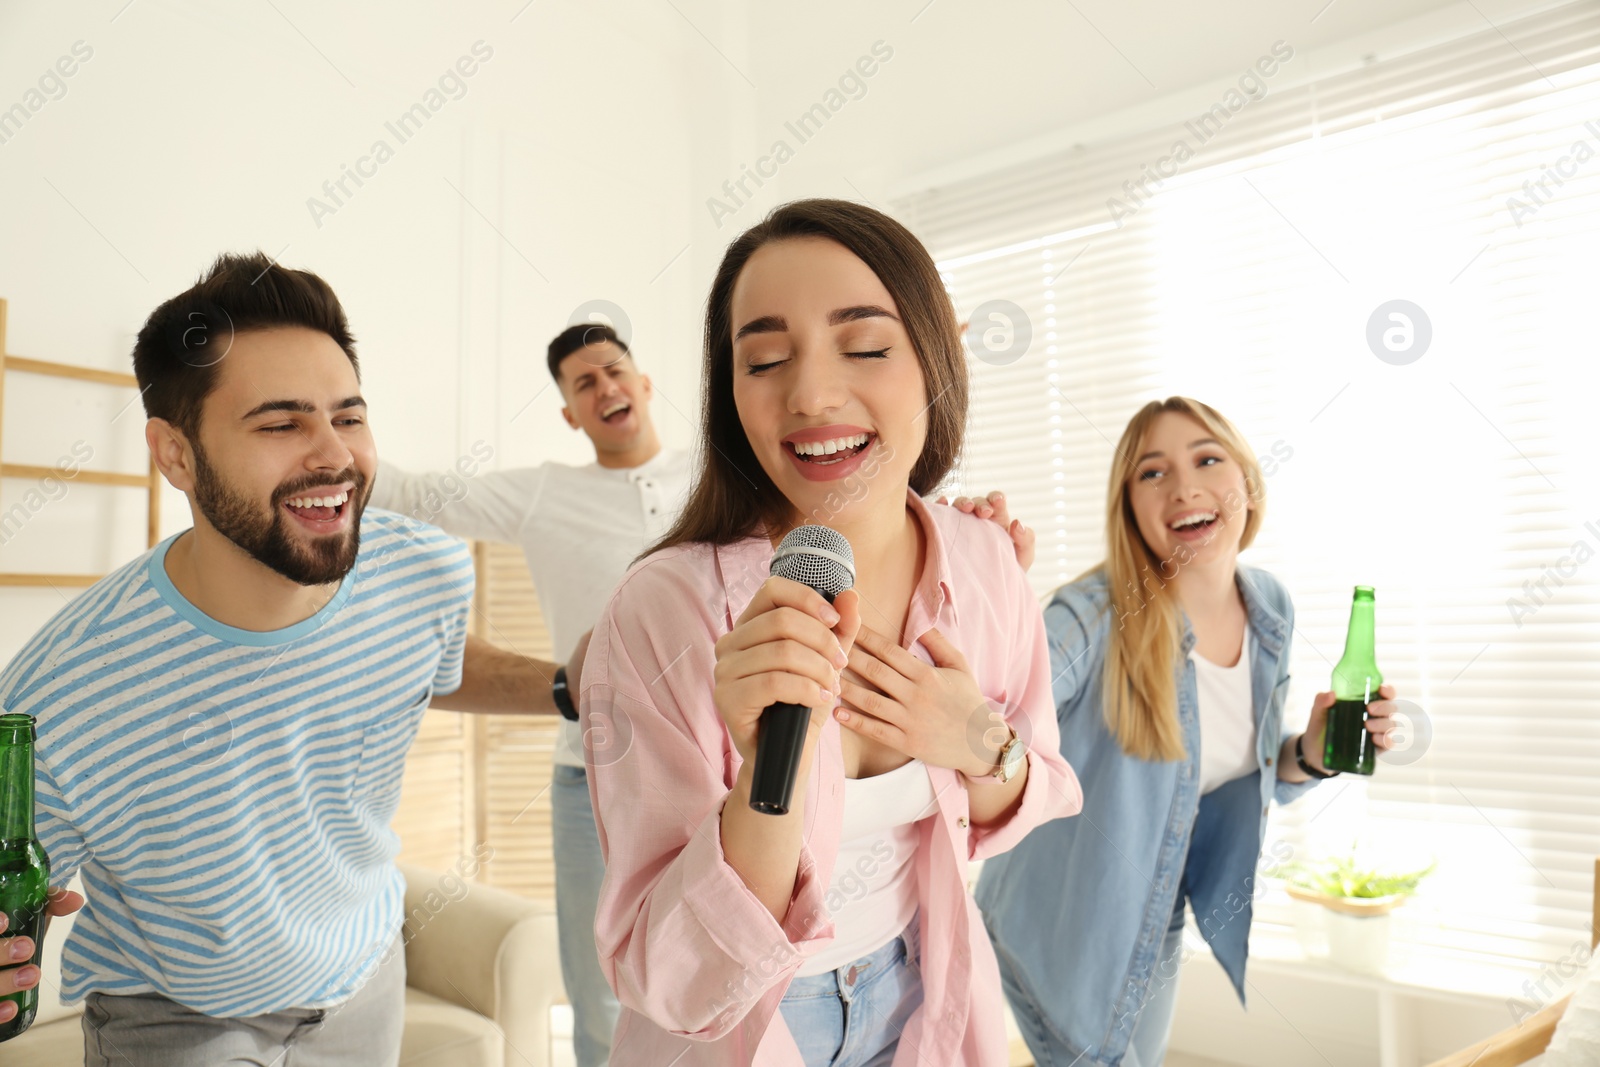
975, 397, 1401, 1067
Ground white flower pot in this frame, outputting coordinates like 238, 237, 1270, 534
1325, 910, 1392, 975
1288, 897, 1330, 959
1285, 886, 1405, 976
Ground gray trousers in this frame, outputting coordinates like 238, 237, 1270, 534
80, 937, 406, 1067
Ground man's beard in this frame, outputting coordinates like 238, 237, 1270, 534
191, 444, 367, 587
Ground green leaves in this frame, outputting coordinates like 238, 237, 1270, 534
1268, 851, 1436, 900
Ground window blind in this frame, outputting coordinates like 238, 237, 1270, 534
901, 0, 1600, 977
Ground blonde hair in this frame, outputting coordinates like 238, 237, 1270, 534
1093, 397, 1267, 761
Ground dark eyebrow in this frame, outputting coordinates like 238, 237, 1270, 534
735, 315, 786, 341
1134, 438, 1222, 465
734, 305, 900, 342
828, 304, 898, 326
242, 396, 366, 420
571, 359, 627, 387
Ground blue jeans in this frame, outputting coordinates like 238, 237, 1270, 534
1123, 899, 1187, 1067
552, 764, 621, 1067
997, 898, 1185, 1067
778, 921, 923, 1067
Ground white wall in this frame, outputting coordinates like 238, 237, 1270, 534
0, 0, 733, 652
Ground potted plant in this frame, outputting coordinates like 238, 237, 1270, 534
1269, 851, 1436, 975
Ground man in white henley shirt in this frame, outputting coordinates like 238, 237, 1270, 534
368, 323, 690, 1067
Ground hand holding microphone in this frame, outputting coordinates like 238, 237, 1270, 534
712, 526, 858, 815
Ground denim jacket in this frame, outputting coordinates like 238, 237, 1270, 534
975, 564, 1320, 1066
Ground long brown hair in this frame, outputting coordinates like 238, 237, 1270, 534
648, 199, 967, 555
1096, 397, 1266, 761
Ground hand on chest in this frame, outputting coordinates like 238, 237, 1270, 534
836, 620, 996, 780
839, 629, 930, 778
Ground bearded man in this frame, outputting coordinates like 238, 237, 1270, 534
0, 252, 560, 1066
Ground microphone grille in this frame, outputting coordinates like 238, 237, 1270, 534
770, 525, 855, 600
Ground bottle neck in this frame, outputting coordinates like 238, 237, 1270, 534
1333, 598, 1380, 700
0, 741, 36, 842
1340, 599, 1375, 656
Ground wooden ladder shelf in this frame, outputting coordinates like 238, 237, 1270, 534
0, 297, 162, 588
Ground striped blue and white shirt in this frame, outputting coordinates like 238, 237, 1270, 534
0, 508, 473, 1017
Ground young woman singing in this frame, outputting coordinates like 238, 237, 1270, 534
579, 199, 1081, 1066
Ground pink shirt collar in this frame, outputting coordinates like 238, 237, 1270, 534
713, 490, 960, 640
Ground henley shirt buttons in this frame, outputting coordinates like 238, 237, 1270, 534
1266, 756, 1274, 766
956, 816, 968, 829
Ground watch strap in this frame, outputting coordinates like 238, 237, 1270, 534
968, 726, 1021, 785
552, 665, 578, 722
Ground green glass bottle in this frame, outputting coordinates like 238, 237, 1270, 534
0, 713, 50, 1041
1323, 586, 1383, 775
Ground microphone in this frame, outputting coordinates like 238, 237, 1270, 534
748, 524, 855, 815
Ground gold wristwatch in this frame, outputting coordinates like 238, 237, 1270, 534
975, 726, 1026, 784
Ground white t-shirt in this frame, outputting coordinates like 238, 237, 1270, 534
370, 448, 693, 767
797, 759, 938, 977
1191, 627, 1258, 795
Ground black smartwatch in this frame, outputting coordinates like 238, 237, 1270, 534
552, 665, 578, 721
1295, 734, 1339, 779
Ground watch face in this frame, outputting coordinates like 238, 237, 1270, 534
1001, 738, 1026, 780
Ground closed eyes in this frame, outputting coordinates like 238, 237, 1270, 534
746, 349, 890, 374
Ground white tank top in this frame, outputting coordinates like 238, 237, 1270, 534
795, 759, 938, 976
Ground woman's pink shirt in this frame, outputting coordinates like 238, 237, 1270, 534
580, 492, 1083, 1066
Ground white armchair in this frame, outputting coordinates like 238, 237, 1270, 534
0, 865, 562, 1067
399, 863, 563, 1067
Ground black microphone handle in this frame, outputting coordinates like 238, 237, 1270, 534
748, 702, 813, 815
